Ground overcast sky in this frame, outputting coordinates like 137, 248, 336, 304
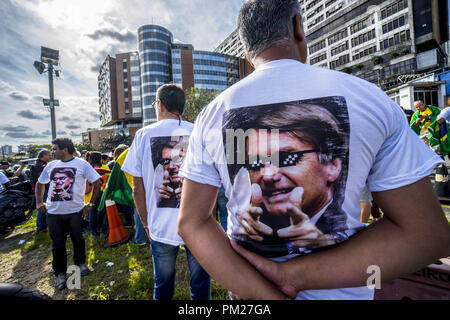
0, 0, 244, 150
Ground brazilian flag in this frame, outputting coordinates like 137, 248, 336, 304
98, 148, 134, 211
429, 120, 450, 156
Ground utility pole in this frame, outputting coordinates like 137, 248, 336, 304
34, 46, 60, 141
47, 62, 57, 140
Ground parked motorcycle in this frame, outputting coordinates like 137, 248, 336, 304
0, 180, 35, 236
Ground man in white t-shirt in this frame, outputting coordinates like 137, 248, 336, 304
36, 138, 102, 290
177, 0, 450, 300
121, 84, 210, 300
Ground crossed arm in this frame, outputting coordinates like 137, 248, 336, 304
178, 177, 450, 299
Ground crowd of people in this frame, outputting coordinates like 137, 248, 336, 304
1, 0, 449, 301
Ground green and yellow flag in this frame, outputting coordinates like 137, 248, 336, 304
429, 120, 450, 156
98, 148, 134, 211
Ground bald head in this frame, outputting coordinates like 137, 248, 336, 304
414, 100, 426, 112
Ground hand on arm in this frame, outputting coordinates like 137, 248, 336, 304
178, 178, 288, 300
232, 177, 450, 295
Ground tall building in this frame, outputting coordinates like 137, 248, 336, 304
138, 25, 174, 126
1, 145, 13, 156
215, 0, 449, 98
86, 51, 143, 149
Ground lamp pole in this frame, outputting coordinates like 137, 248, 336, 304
47, 62, 57, 140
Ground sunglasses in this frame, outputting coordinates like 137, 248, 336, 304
245, 149, 319, 171
161, 157, 184, 165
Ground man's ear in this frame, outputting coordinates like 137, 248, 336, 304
326, 157, 342, 184
293, 13, 305, 42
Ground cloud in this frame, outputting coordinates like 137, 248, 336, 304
59, 116, 72, 122
17, 109, 44, 120
9, 91, 29, 101
86, 28, 136, 44
66, 124, 81, 130
0, 125, 31, 132
57, 130, 67, 135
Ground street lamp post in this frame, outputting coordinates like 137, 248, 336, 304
34, 46, 60, 141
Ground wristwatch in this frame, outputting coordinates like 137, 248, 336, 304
87, 203, 95, 207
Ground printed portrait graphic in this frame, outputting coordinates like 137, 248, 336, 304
151, 135, 189, 208
50, 167, 77, 202
223, 96, 350, 258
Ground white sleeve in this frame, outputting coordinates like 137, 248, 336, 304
179, 112, 222, 187
37, 164, 51, 184
122, 131, 143, 177
367, 100, 444, 192
84, 162, 101, 183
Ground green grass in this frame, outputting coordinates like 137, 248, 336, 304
8, 210, 229, 300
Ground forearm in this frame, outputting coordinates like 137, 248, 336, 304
283, 178, 450, 291
178, 179, 286, 299
89, 180, 102, 204
35, 182, 45, 204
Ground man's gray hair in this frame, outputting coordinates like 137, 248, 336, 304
238, 0, 302, 60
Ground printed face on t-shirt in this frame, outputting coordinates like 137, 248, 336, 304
246, 130, 341, 218
161, 146, 185, 184
50, 167, 76, 201
222, 97, 350, 257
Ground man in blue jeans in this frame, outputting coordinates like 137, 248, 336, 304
122, 84, 210, 300
30, 149, 51, 233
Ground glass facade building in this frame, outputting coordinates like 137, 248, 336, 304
193, 51, 228, 91
138, 25, 173, 126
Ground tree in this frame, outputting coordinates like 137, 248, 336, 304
99, 131, 131, 153
74, 141, 97, 152
28, 144, 52, 158
183, 88, 221, 123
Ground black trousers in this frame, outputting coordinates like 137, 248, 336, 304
46, 211, 86, 275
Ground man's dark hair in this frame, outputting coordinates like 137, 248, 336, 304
37, 149, 50, 159
238, 0, 301, 60
156, 84, 185, 115
88, 151, 102, 167
50, 167, 76, 180
52, 138, 75, 155
101, 154, 109, 162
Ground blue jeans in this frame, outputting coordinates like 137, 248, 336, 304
150, 240, 211, 300
217, 186, 228, 231
36, 189, 48, 231
133, 208, 147, 244
89, 191, 108, 236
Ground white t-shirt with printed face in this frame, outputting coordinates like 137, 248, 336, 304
179, 59, 444, 300
121, 119, 193, 246
38, 157, 100, 214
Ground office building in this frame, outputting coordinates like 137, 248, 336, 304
1, 145, 13, 156
215, 0, 449, 106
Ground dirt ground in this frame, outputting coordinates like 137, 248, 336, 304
0, 227, 69, 299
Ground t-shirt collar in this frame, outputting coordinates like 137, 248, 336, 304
255, 59, 304, 71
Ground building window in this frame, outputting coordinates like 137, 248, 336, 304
350, 15, 373, 34
379, 30, 410, 50
382, 14, 407, 34
328, 28, 348, 45
310, 52, 327, 65
331, 41, 348, 56
330, 54, 349, 69
352, 46, 377, 61
309, 39, 326, 54
381, 0, 408, 20
351, 29, 376, 47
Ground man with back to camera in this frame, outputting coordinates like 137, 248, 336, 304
121, 84, 210, 300
177, 0, 450, 300
35, 138, 102, 290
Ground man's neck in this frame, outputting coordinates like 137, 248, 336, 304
60, 154, 74, 162
158, 113, 182, 121
252, 41, 305, 69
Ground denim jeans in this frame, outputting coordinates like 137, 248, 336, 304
36, 190, 48, 231
217, 186, 228, 231
150, 240, 211, 300
89, 191, 108, 236
133, 208, 147, 244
